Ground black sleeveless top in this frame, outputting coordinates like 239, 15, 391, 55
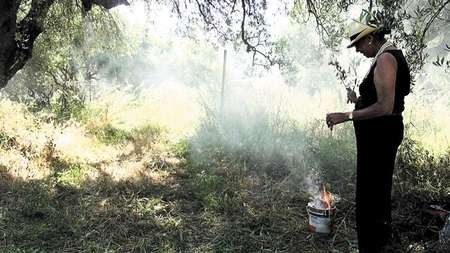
355, 49, 411, 114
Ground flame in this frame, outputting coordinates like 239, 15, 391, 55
321, 185, 333, 209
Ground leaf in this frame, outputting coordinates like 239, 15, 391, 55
433, 56, 441, 66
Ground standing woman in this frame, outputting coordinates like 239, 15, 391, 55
326, 14, 411, 253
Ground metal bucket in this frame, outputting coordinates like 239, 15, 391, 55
306, 205, 336, 234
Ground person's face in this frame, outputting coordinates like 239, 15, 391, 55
354, 36, 376, 58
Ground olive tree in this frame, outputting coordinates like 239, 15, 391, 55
0, 0, 449, 90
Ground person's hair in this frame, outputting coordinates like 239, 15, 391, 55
371, 26, 391, 41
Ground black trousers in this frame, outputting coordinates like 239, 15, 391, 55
353, 116, 404, 253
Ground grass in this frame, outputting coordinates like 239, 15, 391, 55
0, 97, 449, 252
88, 123, 133, 145
0, 134, 354, 252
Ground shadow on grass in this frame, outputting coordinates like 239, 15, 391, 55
1, 148, 447, 252
0, 163, 207, 252
0, 161, 356, 253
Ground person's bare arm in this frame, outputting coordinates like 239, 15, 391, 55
352, 52, 397, 120
326, 53, 398, 129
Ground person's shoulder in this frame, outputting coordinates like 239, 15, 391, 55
377, 52, 398, 67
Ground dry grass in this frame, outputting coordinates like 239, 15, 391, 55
0, 97, 449, 252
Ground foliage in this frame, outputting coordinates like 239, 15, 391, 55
0, 88, 449, 252
88, 123, 132, 145
0, 1, 448, 252
0, 0, 131, 89
170, 138, 191, 159
0, 132, 17, 149
432, 45, 450, 69
293, 0, 450, 86
192, 172, 226, 210
388, 137, 450, 251
273, 22, 339, 89
5, 0, 125, 121
303, 120, 356, 195
131, 124, 165, 154
56, 163, 92, 187
396, 137, 450, 200
190, 107, 307, 181
291, 0, 349, 49
1, 0, 450, 91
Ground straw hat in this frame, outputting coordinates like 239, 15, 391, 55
346, 10, 381, 48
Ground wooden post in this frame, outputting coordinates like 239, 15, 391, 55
220, 49, 227, 117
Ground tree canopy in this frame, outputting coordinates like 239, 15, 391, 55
0, 0, 128, 89
0, 0, 449, 89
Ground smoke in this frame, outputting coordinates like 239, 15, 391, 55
98, 2, 357, 192
70, 0, 450, 191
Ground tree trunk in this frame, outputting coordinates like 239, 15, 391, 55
0, 0, 18, 89
0, 0, 129, 89
84, 0, 130, 12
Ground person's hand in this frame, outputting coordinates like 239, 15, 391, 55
346, 88, 357, 104
326, 112, 351, 130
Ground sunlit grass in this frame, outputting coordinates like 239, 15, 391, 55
56, 163, 91, 187
0, 67, 448, 252
84, 82, 203, 143
0, 100, 51, 153
404, 96, 450, 155
54, 125, 125, 164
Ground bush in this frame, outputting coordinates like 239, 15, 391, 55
303, 120, 356, 195
49, 94, 85, 123
396, 137, 450, 200
188, 107, 358, 198
89, 123, 132, 145
56, 163, 91, 188
131, 124, 165, 154
171, 138, 191, 159
189, 109, 307, 181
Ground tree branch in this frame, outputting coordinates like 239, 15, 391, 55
0, 0, 130, 89
82, 0, 130, 12
420, 0, 450, 44
240, 0, 273, 65
194, 0, 230, 41
306, 0, 331, 38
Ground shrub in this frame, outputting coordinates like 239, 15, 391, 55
89, 123, 132, 145
189, 108, 307, 181
49, 95, 85, 123
56, 163, 91, 188
131, 124, 165, 154
303, 120, 356, 195
171, 138, 191, 159
396, 137, 450, 200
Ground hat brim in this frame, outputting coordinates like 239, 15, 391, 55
347, 26, 378, 48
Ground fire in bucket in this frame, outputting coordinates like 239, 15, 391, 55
307, 185, 336, 234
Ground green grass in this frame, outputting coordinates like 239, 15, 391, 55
131, 124, 165, 154
0, 104, 449, 252
57, 163, 91, 187
89, 123, 133, 145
